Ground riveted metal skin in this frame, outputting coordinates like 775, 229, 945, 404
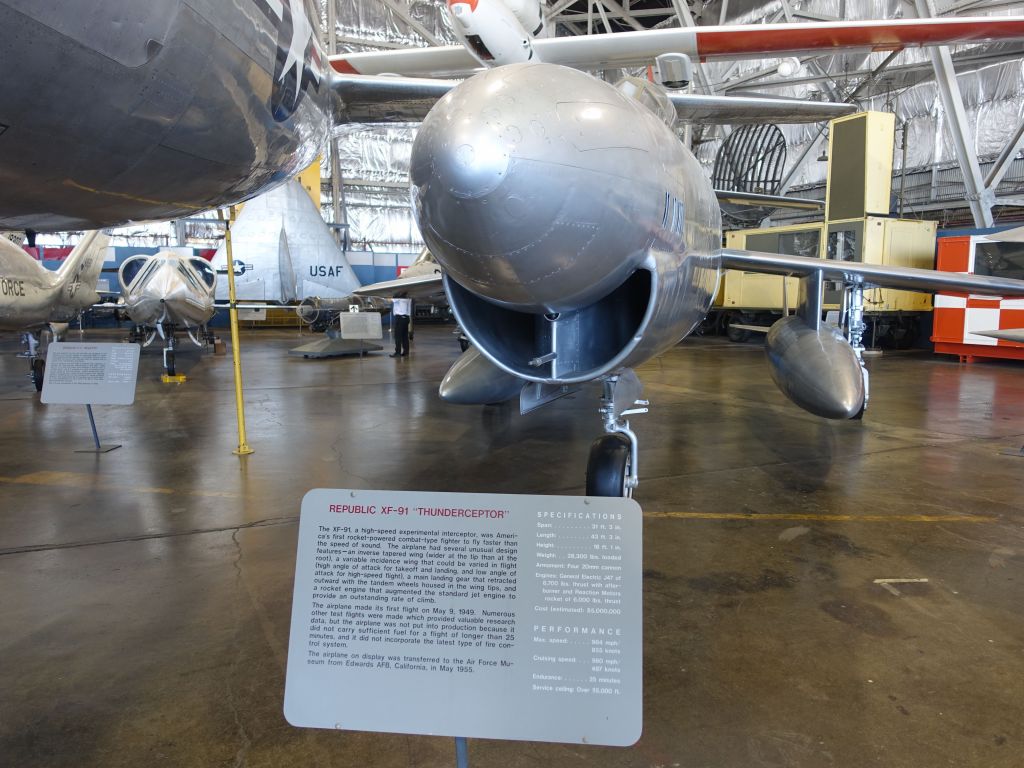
412, 62, 720, 385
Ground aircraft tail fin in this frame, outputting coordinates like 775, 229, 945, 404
56, 231, 110, 303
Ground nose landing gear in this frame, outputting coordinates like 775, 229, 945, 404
585, 370, 648, 498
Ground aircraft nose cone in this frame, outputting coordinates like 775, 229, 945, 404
422, 121, 512, 201
412, 63, 643, 313
412, 70, 514, 202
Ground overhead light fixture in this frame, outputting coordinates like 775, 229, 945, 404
777, 57, 802, 78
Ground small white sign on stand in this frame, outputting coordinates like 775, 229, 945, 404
338, 311, 383, 340
285, 489, 642, 752
40, 342, 141, 452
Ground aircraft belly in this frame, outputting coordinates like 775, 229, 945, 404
0, 0, 327, 230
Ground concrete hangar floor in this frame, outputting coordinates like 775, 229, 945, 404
0, 325, 1021, 767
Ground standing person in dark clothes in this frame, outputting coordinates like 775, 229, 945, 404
390, 292, 411, 357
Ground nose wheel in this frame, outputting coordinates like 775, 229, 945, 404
585, 370, 647, 498
586, 433, 633, 498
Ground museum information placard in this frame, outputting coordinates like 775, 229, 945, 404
284, 489, 642, 746
40, 342, 141, 405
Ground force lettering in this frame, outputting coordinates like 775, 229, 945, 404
1, 277, 26, 297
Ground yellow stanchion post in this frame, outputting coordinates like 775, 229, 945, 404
219, 207, 254, 455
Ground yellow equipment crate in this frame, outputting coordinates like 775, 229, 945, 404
721, 217, 936, 315
721, 222, 825, 311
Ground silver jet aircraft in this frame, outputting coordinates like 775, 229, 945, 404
210, 179, 361, 303
118, 252, 217, 377
4, 1, 1024, 491
0, 232, 109, 389
7, 0, 1018, 230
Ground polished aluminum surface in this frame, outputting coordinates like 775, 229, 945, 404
120, 251, 216, 329
438, 345, 525, 405
0, 232, 109, 331
211, 180, 360, 302
665, 93, 855, 125
416, 62, 720, 384
973, 328, 1024, 343
0, 0, 330, 230
721, 249, 1024, 296
765, 316, 865, 420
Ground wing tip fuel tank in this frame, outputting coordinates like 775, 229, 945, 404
765, 316, 865, 420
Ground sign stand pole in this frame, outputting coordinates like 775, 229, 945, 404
75, 404, 120, 453
455, 737, 468, 768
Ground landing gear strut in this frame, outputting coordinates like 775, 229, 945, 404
844, 285, 870, 419
156, 322, 179, 377
21, 328, 56, 393
585, 370, 648, 498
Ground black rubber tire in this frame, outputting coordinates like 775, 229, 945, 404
166, 351, 175, 377
31, 359, 45, 392
586, 433, 631, 497
726, 313, 751, 343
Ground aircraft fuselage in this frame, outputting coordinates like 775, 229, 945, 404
413, 63, 722, 384
0, 0, 331, 231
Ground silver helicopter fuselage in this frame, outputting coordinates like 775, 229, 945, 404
0, 0, 331, 231
413, 63, 722, 384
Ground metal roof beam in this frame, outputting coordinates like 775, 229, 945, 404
985, 118, 1024, 191
914, 0, 994, 227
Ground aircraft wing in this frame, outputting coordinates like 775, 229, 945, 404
330, 17, 1024, 77
972, 329, 1024, 343
669, 93, 855, 124
353, 273, 446, 302
720, 250, 1024, 296
714, 190, 825, 211
332, 74, 458, 123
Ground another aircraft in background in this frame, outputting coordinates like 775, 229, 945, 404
3, 1, 1024, 489
9, 1, 1019, 231
210, 180, 361, 303
118, 251, 217, 377
0, 232, 109, 389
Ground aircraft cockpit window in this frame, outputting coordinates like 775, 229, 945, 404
120, 257, 149, 287
974, 242, 1024, 281
136, 259, 161, 285
189, 258, 216, 289
464, 35, 494, 61
177, 262, 203, 291
613, 76, 677, 129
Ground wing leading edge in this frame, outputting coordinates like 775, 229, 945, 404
720, 249, 1024, 296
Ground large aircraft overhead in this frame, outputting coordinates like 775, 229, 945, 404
2, 0, 1024, 490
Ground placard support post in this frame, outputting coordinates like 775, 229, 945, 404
75, 404, 121, 453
